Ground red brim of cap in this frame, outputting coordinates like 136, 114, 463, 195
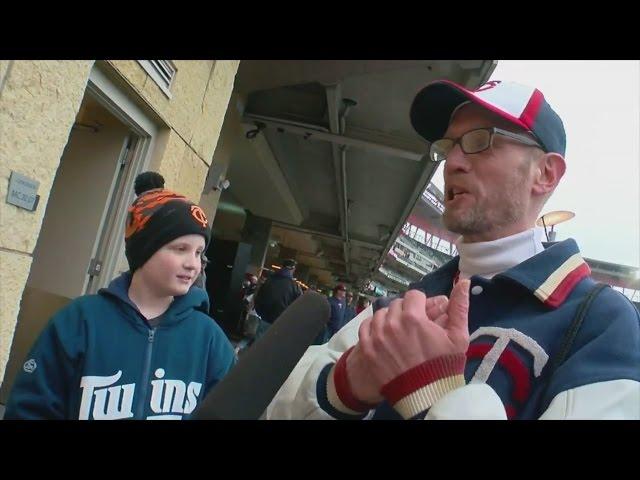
410, 80, 529, 143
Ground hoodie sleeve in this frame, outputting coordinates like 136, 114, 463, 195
4, 305, 85, 420
202, 325, 236, 397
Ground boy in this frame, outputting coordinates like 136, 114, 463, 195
5, 172, 235, 419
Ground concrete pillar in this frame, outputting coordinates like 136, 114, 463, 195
241, 212, 272, 276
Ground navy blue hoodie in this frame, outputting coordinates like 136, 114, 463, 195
5, 272, 235, 420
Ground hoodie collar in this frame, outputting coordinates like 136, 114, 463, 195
99, 272, 210, 325
99, 271, 140, 313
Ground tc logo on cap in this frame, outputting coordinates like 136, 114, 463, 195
191, 205, 208, 228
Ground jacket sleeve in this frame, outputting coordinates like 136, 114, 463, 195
536, 288, 640, 419
265, 306, 372, 419
4, 306, 85, 420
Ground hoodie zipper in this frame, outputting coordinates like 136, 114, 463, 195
135, 326, 156, 419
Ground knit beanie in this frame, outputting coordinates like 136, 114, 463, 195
125, 172, 211, 272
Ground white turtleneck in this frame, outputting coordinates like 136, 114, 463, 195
456, 227, 546, 280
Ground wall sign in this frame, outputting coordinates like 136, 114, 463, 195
6, 171, 40, 211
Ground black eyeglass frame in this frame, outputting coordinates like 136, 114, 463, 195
429, 127, 544, 163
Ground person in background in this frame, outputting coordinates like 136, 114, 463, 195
327, 284, 347, 339
356, 296, 371, 315
342, 291, 357, 327
253, 259, 302, 339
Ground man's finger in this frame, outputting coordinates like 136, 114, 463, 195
446, 279, 470, 335
425, 295, 448, 321
401, 289, 427, 323
433, 313, 448, 328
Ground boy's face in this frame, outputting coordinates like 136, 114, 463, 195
136, 234, 206, 297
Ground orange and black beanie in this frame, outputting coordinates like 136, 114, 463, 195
124, 172, 211, 272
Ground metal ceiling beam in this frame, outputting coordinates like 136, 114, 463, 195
350, 236, 383, 250
325, 84, 351, 278
272, 221, 382, 250
242, 113, 424, 162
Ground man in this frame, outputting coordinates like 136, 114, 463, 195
265, 80, 640, 420
326, 284, 348, 339
342, 292, 357, 327
356, 296, 371, 315
253, 259, 302, 339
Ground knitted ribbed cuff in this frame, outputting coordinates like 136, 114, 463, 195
381, 354, 466, 419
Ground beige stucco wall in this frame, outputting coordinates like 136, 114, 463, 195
0, 60, 94, 383
106, 60, 239, 202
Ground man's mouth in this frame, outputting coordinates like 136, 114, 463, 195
446, 186, 469, 201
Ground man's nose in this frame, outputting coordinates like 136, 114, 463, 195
444, 143, 471, 176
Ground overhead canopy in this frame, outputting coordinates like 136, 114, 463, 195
217, 60, 496, 289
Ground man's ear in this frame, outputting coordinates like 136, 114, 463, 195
532, 153, 566, 196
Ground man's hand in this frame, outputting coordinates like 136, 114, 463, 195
345, 279, 470, 404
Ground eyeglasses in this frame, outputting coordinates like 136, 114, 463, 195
429, 127, 543, 163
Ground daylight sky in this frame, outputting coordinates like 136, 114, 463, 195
429, 60, 639, 268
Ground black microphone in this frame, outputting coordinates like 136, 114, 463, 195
193, 290, 330, 420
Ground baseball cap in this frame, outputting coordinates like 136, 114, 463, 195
282, 259, 297, 269
410, 79, 566, 156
